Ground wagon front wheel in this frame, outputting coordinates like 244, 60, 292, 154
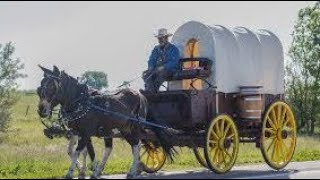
261, 101, 297, 170
140, 143, 166, 173
204, 114, 239, 174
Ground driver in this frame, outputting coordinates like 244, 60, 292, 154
143, 28, 180, 93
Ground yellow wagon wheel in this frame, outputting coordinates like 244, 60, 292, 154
140, 143, 166, 173
193, 147, 208, 168
204, 114, 239, 174
261, 101, 297, 170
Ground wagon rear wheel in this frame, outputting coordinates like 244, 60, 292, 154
204, 114, 239, 174
140, 143, 166, 173
193, 147, 208, 168
261, 101, 297, 170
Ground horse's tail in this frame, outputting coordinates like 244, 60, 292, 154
152, 127, 177, 162
137, 92, 176, 161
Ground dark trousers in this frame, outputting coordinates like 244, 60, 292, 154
143, 69, 173, 93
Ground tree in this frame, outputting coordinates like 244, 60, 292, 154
286, 2, 320, 135
0, 42, 25, 132
80, 71, 108, 90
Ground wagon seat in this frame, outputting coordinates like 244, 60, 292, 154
164, 57, 213, 91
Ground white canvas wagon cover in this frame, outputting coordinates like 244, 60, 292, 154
170, 21, 284, 94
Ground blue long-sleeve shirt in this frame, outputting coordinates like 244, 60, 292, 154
148, 43, 180, 72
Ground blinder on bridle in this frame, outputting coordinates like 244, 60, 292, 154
38, 73, 61, 104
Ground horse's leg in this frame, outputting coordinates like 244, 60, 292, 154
65, 134, 90, 179
125, 135, 143, 179
86, 138, 96, 172
92, 138, 113, 178
79, 148, 87, 179
67, 135, 81, 172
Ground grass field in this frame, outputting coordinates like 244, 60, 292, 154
1, 93, 320, 178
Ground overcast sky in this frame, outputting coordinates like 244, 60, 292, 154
0, 1, 316, 90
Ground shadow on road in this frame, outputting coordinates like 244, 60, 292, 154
136, 169, 296, 179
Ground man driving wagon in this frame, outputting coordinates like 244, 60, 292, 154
143, 28, 180, 93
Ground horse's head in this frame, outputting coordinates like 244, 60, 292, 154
37, 65, 62, 118
37, 65, 89, 118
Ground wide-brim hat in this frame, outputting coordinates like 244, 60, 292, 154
154, 28, 173, 38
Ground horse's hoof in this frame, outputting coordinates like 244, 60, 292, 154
78, 172, 86, 179
64, 175, 73, 179
137, 163, 144, 175
90, 175, 99, 179
126, 174, 137, 179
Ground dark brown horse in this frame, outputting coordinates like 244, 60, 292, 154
37, 66, 173, 179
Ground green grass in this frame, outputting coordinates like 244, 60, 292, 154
1, 93, 320, 178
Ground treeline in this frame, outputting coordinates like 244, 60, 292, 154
286, 2, 320, 135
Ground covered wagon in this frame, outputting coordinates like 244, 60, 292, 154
140, 21, 296, 174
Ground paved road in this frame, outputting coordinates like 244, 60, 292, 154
101, 161, 320, 179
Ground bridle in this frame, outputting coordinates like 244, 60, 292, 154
39, 74, 61, 107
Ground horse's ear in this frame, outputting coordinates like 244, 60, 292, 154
53, 65, 60, 76
38, 65, 53, 75
60, 71, 67, 79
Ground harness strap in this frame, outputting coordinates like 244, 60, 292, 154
89, 103, 171, 130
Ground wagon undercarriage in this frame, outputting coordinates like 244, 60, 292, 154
138, 88, 297, 174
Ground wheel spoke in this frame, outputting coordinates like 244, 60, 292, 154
282, 119, 289, 129
215, 121, 222, 137
222, 151, 227, 167
267, 116, 277, 130
277, 105, 282, 127
277, 140, 284, 160
213, 149, 219, 163
146, 153, 150, 166
271, 109, 278, 128
286, 128, 294, 134
141, 149, 148, 158
155, 151, 161, 164
220, 120, 225, 137
211, 131, 219, 141
149, 152, 155, 167
227, 133, 235, 139
279, 140, 288, 159
224, 123, 231, 138
281, 107, 287, 128
274, 141, 280, 163
266, 137, 276, 153
271, 140, 278, 162
217, 150, 223, 165
224, 149, 232, 159
265, 128, 276, 135
209, 140, 218, 145
211, 147, 218, 161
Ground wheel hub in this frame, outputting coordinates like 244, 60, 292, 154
281, 130, 288, 139
218, 138, 231, 149
277, 129, 288, 140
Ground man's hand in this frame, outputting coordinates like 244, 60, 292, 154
156, 66, 165, 72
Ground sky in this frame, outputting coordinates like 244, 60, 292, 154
0, 1, 317, 90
